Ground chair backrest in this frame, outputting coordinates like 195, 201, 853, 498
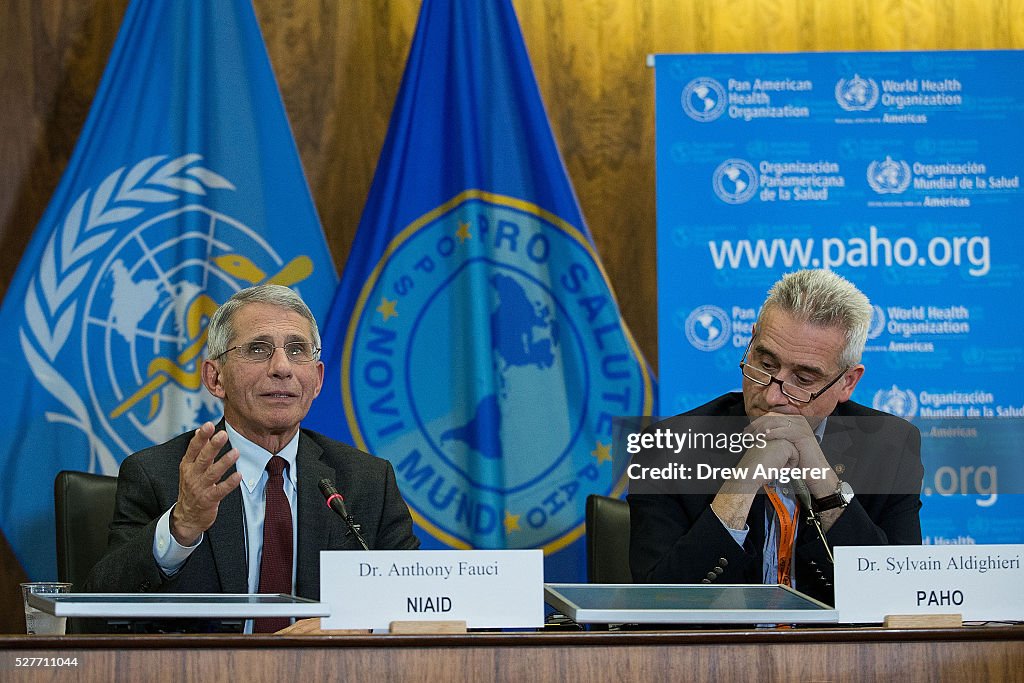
54, 470, 118, 591
585, 494, 632, 583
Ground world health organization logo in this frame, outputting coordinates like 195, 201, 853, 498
713, 159, 758, 204
684, 305, 731, 352
19, 155, 314, 472
835, 74, 880, 111
868, 304, 886, 340
867, 156, 912, 194
681, 77, 727, 122
342, 191, 653, 553
873, 384, 918, 419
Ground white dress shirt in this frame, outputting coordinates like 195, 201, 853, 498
152, 424, 300, 632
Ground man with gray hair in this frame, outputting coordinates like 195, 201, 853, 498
87, 285, 419, 631
629, 270, 923, 605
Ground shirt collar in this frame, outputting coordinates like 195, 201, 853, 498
225, 423, 301, 493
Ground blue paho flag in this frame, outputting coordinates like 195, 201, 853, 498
305, 0, 654, 580
0, 0, 336, 579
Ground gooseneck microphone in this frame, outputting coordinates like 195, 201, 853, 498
318, 478, 369, 551
792, 478, 834, 564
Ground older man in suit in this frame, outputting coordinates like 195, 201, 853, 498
86, 284, 419, 631
628, 270, 923, 605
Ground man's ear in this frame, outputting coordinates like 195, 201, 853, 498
837, 364, 865, 403
312, 361, 324, 400
201, 359, 226, 399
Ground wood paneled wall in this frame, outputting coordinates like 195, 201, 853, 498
0, 0, 1020, 632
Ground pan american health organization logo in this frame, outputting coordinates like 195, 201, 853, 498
681, 77, 727, 122
835, 74, 880, 111
342, 191, 653, 553
713, 159, 758, 204
684, 305, 731, 352
19, 154, 316, 474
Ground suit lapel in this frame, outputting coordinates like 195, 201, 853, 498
822, 414, 860, 482
206, 433, 248, 594
295, 432, 339, 599
747, 491, 768, 557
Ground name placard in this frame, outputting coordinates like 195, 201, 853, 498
320, 549, 544, 629
835, 544, 1024, 623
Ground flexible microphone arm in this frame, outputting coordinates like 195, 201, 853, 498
318, 478, 369, 550
792, 478, 834, 564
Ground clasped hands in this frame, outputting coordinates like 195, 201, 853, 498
743, 413, 838, 497
712, 413, 839, 529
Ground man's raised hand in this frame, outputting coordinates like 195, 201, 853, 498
170, 422, 242, 546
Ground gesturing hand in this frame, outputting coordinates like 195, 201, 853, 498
170, 422, 242, 546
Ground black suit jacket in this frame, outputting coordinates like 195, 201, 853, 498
627, 393, 923, 605
85, 427, 419, 600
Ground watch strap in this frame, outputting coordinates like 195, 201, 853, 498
812, 491, 845, 512
811, 480, 852, 513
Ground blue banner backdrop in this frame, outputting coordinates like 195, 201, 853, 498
654, 50, 1023, 545
0, 0, 337, 579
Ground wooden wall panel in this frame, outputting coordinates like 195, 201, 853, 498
0, 0, 1021, 631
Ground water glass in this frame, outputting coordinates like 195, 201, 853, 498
20, 582, 72, 635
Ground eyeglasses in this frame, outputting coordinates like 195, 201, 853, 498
214, 341, 320, 364
738, 337, 847, 405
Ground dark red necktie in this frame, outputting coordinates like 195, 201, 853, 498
254, 455, 293, 633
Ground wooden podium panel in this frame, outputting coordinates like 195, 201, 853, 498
1, 627, 1021, 682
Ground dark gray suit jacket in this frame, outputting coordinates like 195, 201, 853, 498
628, 393, 923, 605
85, 427, 419, 600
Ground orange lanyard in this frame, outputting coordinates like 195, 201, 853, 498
763, 485, 800, 586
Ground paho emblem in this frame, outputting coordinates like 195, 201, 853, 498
342, 191, 653, 552
713, 159, 758, 204
681, 77, 727, 122
683, 305, 731, 352
19, 154, 315, 473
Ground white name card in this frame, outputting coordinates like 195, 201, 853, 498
835, 544, 1024, 623
320, 549, 544, 629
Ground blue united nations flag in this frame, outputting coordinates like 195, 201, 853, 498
0, 0, 336, 579
305, 0, 654, 581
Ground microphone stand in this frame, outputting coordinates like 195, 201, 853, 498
319, 479, 370, 550
803, 506, 834, 565
793, 479, 834, 564
340, 511, 370, 551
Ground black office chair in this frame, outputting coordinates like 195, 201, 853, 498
54, 470, 118, 591
585, 494, 632, 583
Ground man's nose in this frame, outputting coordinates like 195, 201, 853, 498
267, 347, 293, 376
764, 377, 792, 406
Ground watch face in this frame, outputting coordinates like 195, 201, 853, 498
839, 481, 854, 503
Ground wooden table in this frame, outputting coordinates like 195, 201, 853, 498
1, 626, 1022, 681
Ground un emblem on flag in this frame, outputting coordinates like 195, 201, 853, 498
343, 191, 653, 551
85, 206, 311, 451
20, 155, 314, 471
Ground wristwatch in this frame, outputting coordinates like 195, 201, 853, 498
812, 480, 854, 512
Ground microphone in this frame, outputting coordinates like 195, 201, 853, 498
318, 478, 369, 551
319, 478, 349, 518
791, 478, 815, 515
792, 478, 834, 564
